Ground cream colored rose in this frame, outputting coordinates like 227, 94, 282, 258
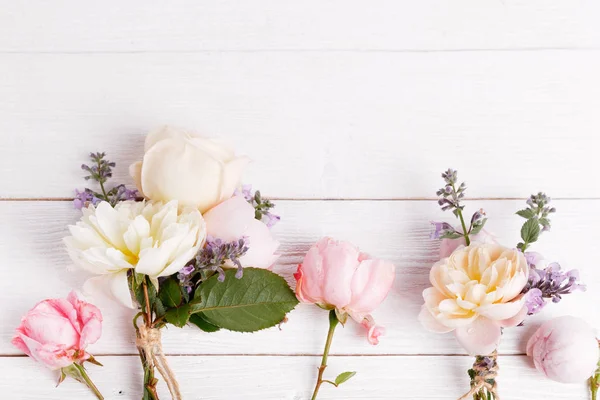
64, 200, 206, 308
419, 243, 529, 355
130, 126, 251, 213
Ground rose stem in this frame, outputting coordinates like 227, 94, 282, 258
591, 349, 600, 400
73, 363, 104, 400
139, 279, 159, 400
310, 310, 339, 400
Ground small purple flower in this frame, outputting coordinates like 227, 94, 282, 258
262, 212, 281, 228
522, 253, 586, 315
234, 184, 280, 228
524, 288, 546, 314
73, 189, 101, 209
429, 221, 455, 240
234, 184, 254, 202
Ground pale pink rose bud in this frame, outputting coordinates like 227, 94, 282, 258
12, 291, 103, 370
203, 196, 280, 269
294, 237, 395, 344
527, 316, 599, 383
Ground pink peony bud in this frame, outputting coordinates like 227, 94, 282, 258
294, 237, 395, 344
203, 196, 280, 269
527, 316, 599, 383
12, 291, 103, 370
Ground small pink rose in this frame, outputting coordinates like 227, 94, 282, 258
203, 196, 280, 269
12, 291, 103, 370
294, 237, 395, 344
527, 316, 599, 383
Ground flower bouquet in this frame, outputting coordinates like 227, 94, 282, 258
64, 127, 298, 399
419, 169, 585, 400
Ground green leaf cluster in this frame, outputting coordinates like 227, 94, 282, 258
153, 268, 298, 332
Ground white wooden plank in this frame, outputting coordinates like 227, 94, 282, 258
1, 51, 599, 199
1, 1, 599, 52
2, 355, 590, 399
2, 200, 598, 356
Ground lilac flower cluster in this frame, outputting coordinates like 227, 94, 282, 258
433, 169, 487, 241
178, 236, 250, 292
436, 169, 466, 214
73, 189, 101, 210
235, 184, 280, 228
74, 152, 138, 208
522, 253, 586, 315
81, 152, 115, 185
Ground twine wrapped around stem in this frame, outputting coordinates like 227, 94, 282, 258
458, 351, 499, 400
136, 325, 182, 400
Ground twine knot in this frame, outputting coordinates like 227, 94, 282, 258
137, 325, 182, 400
458, 351, 500, 400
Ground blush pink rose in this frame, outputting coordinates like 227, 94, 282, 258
527, 316, 599, 383
294, 237, 395, 344
203, 195, 279, 269
12, 291, 103, 370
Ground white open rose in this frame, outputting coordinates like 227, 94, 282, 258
64, 200, 206, 308
419, 243, 529, 355
130, 126, 250, 213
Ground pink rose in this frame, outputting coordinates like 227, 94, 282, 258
527, 316, 599, 383
12, 291, 103, 370
203, 195, 279, 269
294, 237, 395, 344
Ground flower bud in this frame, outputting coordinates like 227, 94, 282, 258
527, 316, 599, 383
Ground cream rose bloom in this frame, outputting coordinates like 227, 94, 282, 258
419, 243, 529, 355
64, 200, 206, 308
130, 126, 251, 213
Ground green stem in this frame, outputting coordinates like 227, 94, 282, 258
591, 354, 600, 400
73, 363, 104, 400
310, 310, 339, 400
452, 183, 471, 245
138, 278, 159, 400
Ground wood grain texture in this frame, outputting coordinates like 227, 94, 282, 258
2, 200, 598, 356
4, 355, 589, 399
1, 1, 599, 52
1, 51, 599, 199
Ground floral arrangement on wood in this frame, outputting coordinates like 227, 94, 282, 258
419, 169, 585, 400
294, 237, 396, 399
64, 127, 298, 400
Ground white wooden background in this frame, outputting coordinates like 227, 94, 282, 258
1, 1, 599, 399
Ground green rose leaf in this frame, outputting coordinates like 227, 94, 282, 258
191, 268, 298, 332
165, 304, 191, 328
521, 218, 541, 244
335, 371, 357, 386
189, 313, 221, 333
159, 277, 183, 308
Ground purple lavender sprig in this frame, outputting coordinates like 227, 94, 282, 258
435, 169, 487, 244
522, 253, 586, 315
235, 184, 280, 228
178, 236, 249, 292
74, 152, 138, 209
516, 193, 555, 252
